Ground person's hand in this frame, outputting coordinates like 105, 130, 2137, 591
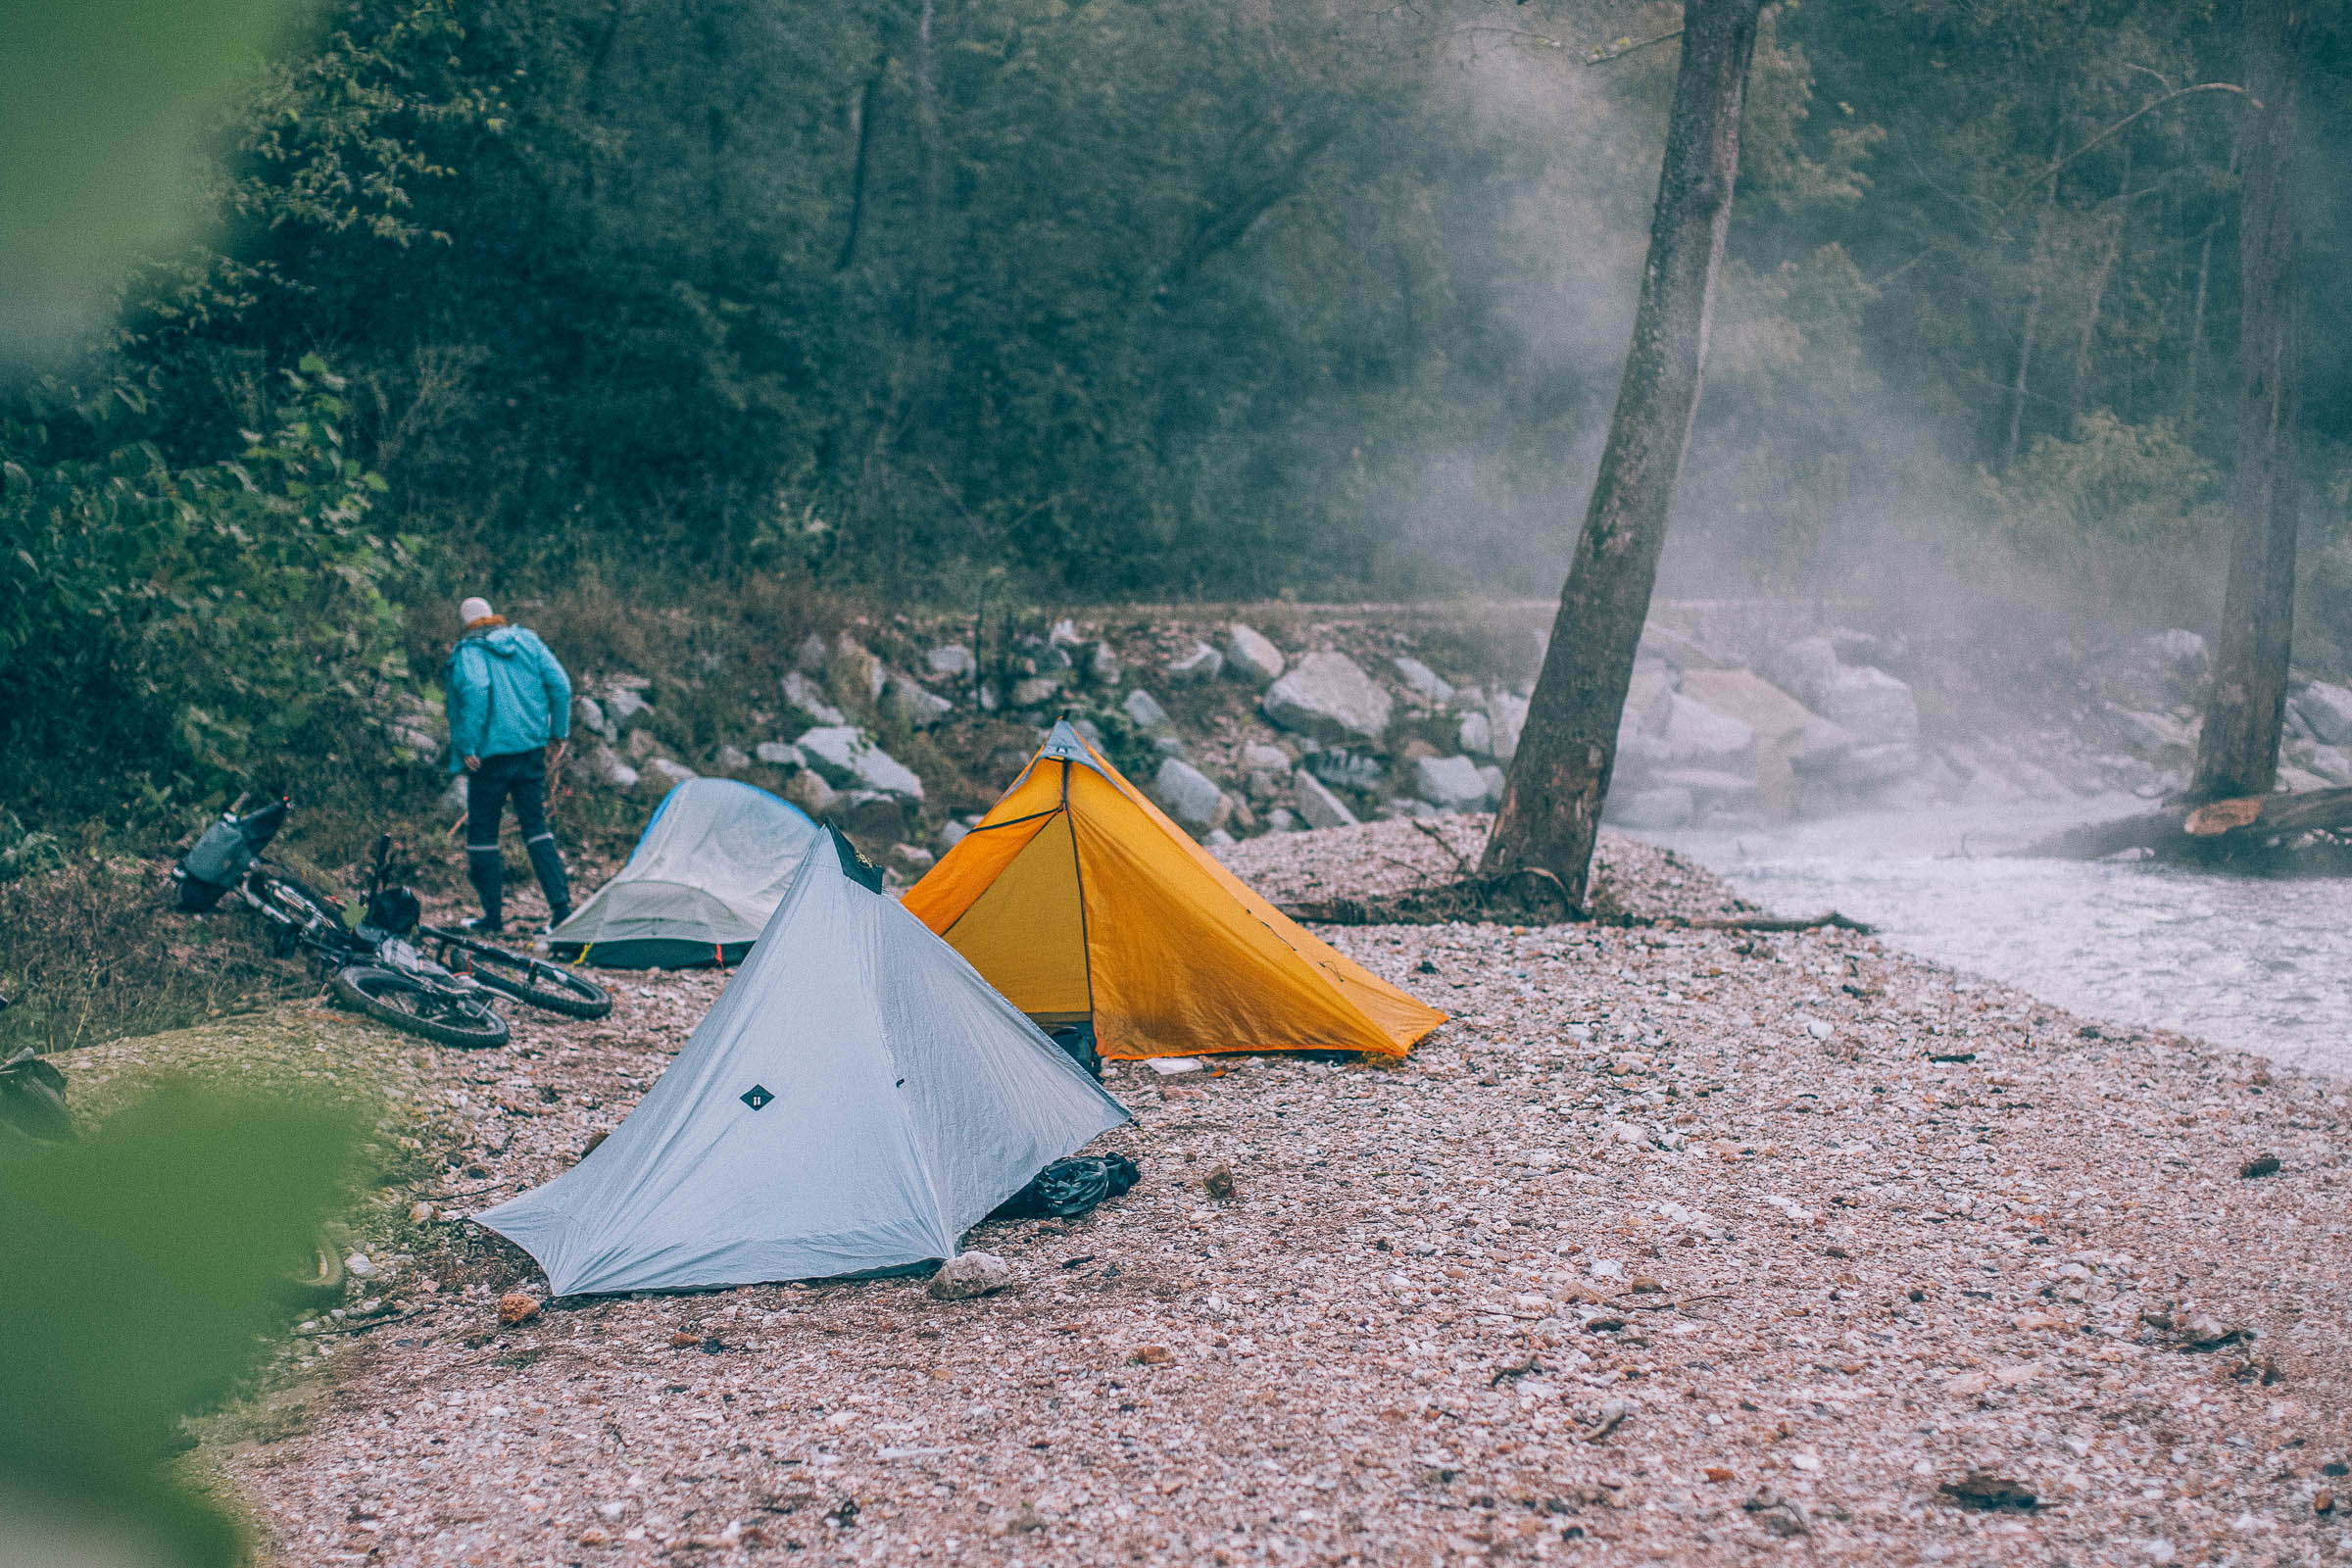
464, 755, 480, 772
548, 739, 567, 771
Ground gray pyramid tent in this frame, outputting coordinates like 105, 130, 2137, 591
546, 778, 818, 968
480, 829, 1131, 1295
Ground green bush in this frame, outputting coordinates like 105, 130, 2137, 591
0, 357, 409, 824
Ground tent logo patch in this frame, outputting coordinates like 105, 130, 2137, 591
740, 1085, 773, 1110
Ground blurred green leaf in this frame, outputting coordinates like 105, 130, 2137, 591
0, 1083, 357, 1567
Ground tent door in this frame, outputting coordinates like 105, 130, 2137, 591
1029, 1011, 1100, 1079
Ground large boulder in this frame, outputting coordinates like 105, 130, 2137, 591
603, 687, 653, 728
1655, 693, 1754, 766
755, 741, 805, 769
925, 643, 975, 679
1166, 642, 1223, 684
2292, 680, 2352, 746
1773, 640, 1917, 748
1292, 769, 1359, 830
1412, 755, 1488, 811
572, 695, 612, 740
1811, 665, 1919, 746
647, 757, 700, 788
1263, 652, 1393, 744
1676, 667, 1852, 771
795, 726, 924, 802
784, 769, 837, 816
1222, 623, 1287, 687
1150, 758, 1230, 832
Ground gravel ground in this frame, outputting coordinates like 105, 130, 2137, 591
201, 819, 2350, 1567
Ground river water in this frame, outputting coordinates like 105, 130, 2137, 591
1656, 799, 2351, 1079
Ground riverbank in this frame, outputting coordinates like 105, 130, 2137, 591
163, 818, 2348, 1566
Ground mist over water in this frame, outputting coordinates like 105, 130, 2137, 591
1653, 802, 2352, 1080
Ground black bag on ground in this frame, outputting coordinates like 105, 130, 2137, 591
172, 799, 289, 910
988, 1153, 1140, 1221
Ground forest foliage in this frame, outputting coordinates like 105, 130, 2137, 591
4, 0, 2350, 812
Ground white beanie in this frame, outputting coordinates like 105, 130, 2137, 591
459, 596, 494, 626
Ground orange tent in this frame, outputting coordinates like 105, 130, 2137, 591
902, 720, 1446, 1061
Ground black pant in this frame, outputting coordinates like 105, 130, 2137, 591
466, 751, 570, 927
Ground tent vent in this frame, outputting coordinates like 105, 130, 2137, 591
740, 1085, 773, 1110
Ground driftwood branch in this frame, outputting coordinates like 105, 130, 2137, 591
2019, 787, 2352, 860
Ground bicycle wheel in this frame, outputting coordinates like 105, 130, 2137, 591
423, 928, 612, 1020
255, 867, 348, 933
330, 964, 510, 1050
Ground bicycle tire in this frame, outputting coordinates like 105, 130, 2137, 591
330, 964, 509, 1050
423, 928, 612, 1019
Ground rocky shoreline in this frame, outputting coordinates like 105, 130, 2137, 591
403, 600, 2352, 890
154, 815, 2350, 1567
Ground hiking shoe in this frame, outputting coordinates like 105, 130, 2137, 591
460, 916, 504, 936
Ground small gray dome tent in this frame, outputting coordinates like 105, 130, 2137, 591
480, 829, 1130, 1295
546, 778, 818, 967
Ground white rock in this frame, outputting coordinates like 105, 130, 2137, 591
1676, 667, 1851, 769
1222, 624, 1286, 687
1458, 710, 1493, 757
795, 726, 924, 802
755, 741, 805, 768
1487, 692, 1529, 761
439, 775, 469, 815
648, 758, 700, 787
714, 745, 752, 773
1203, 827, 1236, 847
1263, 652, 1393, 743
1812, 664, 1919, 746
940, 821, 971, 850
883, 675, 955, 728
1149, 1056, 1204, 1075
587, 744, 641, 792
1478, 763, 1505, 803
1392, 657, 1453, 705
1151, 757, 1230, 831
1412, 755, 1489, 810
1167, 642, 1223, 684
925, 644, 975, 678
1010, 675, 1062, 708
1122, 689, 1171, 730
1086, 642, 1122, 685
1656, 693, 1755, 765
781, 671, 846, 726
1265, 807, 1300, 832
573, 695, 612, 739
927, 1251, 1013, 1301
1242, 742, 1292, 773
1293, 769, 1359, 830
783, 770, 836, 815
604, 688, 652, 726
888, 843, 936, 876
2293, 680, 2352, 746
792, 633, 829, 671
345, 1253, 377, 1278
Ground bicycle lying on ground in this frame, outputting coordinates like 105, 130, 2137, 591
173, 801, 610, 1049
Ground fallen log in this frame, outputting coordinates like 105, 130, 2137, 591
1673, 912, 1876, 934
2019, 786, 2352, 860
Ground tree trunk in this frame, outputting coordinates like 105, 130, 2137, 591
1478, 0, 1765, 902
2188, 0, 2304, 804
2001, 105, 2067, 472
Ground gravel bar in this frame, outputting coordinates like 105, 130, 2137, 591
218, 819, 2351, 1566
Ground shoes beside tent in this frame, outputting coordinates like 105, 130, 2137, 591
480, 826, 1130, 1297
902, 719, 1446, 1062
545, 778, 818, 968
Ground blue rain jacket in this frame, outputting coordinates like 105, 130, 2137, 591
444, 624, 572, 773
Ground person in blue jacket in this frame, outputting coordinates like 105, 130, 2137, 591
445, 596, 573, 934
